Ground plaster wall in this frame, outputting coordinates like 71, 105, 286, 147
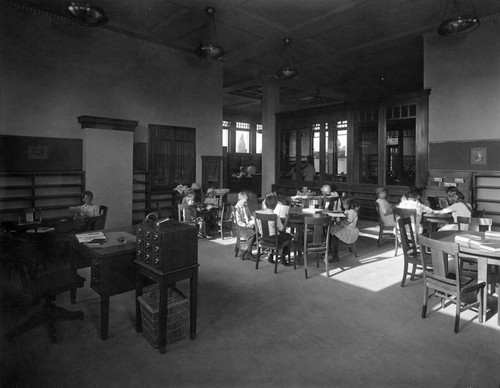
424, 16, 500, 143
0, 5, 223, 183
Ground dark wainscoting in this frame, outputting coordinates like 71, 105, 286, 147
0, 135, 82, 171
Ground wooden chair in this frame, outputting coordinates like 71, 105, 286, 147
86, 205, 108, 231
457, 216, 493, 232
393, 207, 417, 256
231, 207, 256, 257
298, 216, 331, 279
375, 201, 395, 247
398, 217, 428, 287
177, 204, 197, 225
418, 235, 486, 333
254, 212, 293, 274
322, 196, 340, 211
217, 202, 233, 239
5, 237, 85, 343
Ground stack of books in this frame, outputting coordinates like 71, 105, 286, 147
455, 232, 500, 252
76, 231, 108, 246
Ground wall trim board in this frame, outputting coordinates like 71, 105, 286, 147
0, 135, 82, 171
78, 116, 138, 132
429, 140, 500, 171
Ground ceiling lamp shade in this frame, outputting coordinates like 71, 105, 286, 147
437, 0, 480, 36
66, 2, 108, 25
196, 7, 224, 61
275, 38, 299, 81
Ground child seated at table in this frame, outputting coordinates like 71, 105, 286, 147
256, 195, 293, 266
329, 197, 360, 261
69, 190, 100, 218
433, 188, 471, 231
182, 190, 209, 239
395, 188, 434, 235
204, 188, 219, 208
375, 187, 395, 227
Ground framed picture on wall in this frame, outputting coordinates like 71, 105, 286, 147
471, 147, 486, 165
28, 145, 49, 160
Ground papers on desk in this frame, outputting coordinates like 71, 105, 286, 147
76, 231, 108, 246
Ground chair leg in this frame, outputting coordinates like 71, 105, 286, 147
410, 263, 417, 280
255, 246, 261, 269
401, 260, 409, 287
478, 287, 484, 324
304, 251, 308, 279
454, 299, 461, 333
274, 249, 279, 274
421, 286, 428, 318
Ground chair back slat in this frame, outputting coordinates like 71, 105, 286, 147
418, 235, 460, 287
254, 212, 279, 244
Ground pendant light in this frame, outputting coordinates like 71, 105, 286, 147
66, 2, 108, 25
195, 7, 225, 61
437, 0, 480, 36
275, 38, 299, 81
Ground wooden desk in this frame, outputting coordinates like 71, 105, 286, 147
431, 230, 500, 325
72, 226, 138, 340
135, 261, 199, 354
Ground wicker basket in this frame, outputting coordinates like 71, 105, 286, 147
137, 285, 188, 348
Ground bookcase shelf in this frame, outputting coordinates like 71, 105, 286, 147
0, 170, 85, 221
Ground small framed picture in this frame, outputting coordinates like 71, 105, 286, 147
471, 147, 486, 165
28, 145, 49, 160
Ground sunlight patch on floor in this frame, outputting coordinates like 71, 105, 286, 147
320, 250, 403, 292
207, 237, 237, 246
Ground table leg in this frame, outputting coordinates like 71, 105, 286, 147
189, 269, 198, 340
158, 278, 168, 354
135, 270, 144, 333
477, 259, 488, 322
100, 296, 109, 340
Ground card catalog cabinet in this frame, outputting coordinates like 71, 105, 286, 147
135, 219, 197, 272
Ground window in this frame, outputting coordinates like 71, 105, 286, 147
353, 109, 378, 184
222, 129, 228, 148
222, 120, 230, 148
235, 130, 249, 153
326, 121, 348, 180
385, 104, 416, 186
256, 126, 262, 154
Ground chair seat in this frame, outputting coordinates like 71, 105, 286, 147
32, 268, 85, 302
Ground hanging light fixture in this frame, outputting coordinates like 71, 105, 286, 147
66, 2, 108, 25
196, 7, 224, 61
275, 38, 299, 81
437, 0, 480, 36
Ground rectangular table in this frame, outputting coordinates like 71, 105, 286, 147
432, 230, 500, 325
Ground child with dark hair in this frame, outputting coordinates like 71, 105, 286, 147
255, 195, 293, 266
329, 197, 360, 261
69, 190, 100, 218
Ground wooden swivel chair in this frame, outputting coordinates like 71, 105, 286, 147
86, 205, 108, 231
397, 217, 428, 287
393, 207, 417, 256
177, 204, 197, 225
298, 215, 331, 279
254, 212, 293, 273
375, 201, 396, 247
5, 237, 85, 343
418, 235, 485, 333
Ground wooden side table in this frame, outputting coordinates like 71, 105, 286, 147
135, 260, 199, 354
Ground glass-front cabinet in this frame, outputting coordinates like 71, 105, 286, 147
275, 91, 429, 191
